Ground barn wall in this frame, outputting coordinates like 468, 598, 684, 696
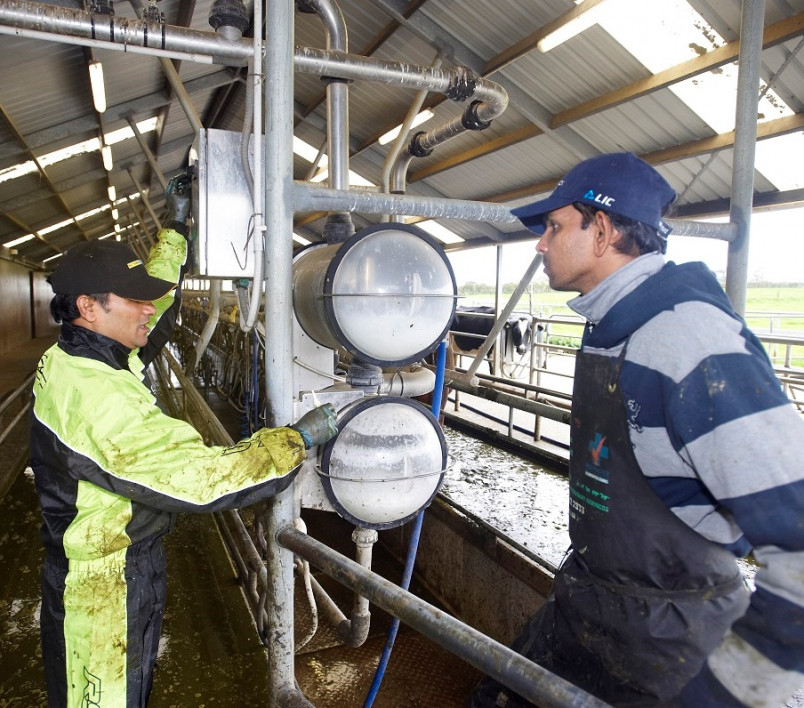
0, 259, 33, 356
32, 271, 59, 339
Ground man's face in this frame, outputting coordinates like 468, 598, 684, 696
536, 205, 598, 294
92, 293, 157, 349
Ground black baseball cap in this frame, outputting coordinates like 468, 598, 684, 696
512, 152, 676, 238
48, 239, 176, 301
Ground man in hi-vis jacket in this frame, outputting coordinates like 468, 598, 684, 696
30, 177, 337, 707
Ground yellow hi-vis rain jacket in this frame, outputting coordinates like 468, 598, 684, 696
30, 227, 306, 707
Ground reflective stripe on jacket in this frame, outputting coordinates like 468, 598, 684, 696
30, 227, 306, 562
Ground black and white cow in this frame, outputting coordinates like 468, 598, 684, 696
449, 305, 533, 376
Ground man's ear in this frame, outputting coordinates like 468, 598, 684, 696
75, 294, 99, 322
591, 210, 619, 256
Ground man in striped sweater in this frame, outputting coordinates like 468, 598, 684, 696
470, 152, 804, 707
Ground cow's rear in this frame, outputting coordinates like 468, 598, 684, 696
449, 306, 532, 376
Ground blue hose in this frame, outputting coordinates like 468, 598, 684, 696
241, 330, 260, 437
251, 329, 260, 430
362, 339, 448, 708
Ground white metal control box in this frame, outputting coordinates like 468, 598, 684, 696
190, 128, 259, 279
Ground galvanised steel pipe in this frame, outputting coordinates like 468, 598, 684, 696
726, 0, 765, 314
127, 168, 162, 231
156, 349, 277, 643
0, 373, 33, 449
445, 373, 572, 425
261, 0, 299, 705
305, 0, 351, 194
0, 0, 250, 63
384, 51, 444, 206
462, 253, 543, 382
128, 0, 204, 133
0, 1, 509, 103
277, 526, 610, 708
126, 116, 168, 191
294, 183, 520, 223
294, 46, 507, 116
665, 217, 737, 241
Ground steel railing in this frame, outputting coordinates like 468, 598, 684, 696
446, 310, 804, 458
0, 373, 35, 500
147, 341, 608, 707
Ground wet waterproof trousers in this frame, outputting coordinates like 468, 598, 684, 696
40, 541, 167, 707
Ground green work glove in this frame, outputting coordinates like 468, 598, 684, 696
165, 174, 192, 226
290, 403, 339, 449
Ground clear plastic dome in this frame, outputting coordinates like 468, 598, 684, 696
326, 400, 445, 525
330, 228, 455, 363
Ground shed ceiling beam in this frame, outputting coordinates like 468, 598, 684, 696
0, 245, 45, 270
484, 111, 804, 206
642, 112, 804, 164
0, 104, 92, 242
366, 0, 554, 130
673, 187, 804, 219
481, 0, 607, 75
0, 209, 61, 251
0, 70, 237, 161
296, 0, 430, 124
406, 13, 804, 185
551, 12, 804, 129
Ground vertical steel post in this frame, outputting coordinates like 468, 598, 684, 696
726, 0, 765, 314
318, 0, 349, 193
263, 0, 302, 705
493, 245, 503, 374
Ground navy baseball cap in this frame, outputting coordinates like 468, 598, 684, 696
511, 152, 676, 238
48, 239, 176, 301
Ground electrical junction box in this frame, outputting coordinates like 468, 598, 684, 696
190, 128, 261, 279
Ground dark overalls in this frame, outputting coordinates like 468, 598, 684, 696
470, 340, 749, 707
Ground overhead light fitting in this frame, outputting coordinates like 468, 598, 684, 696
537, 0, 607, 53
111, 208, 119, 221
101, 145, 113, 171
378, 110, 435, 146
107, 185, 116, 201
88, 60, 107, 113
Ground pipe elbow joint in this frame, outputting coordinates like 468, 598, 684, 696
461, 100, 492, 131
408, 131, 434, 158
337, 613, 371, 648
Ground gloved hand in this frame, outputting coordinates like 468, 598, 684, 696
165, 174, 192, 226
290, 403, 339, 449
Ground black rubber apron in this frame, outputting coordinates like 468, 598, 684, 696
469, 341, 750, 708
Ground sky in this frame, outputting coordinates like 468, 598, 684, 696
447, 207, 804, 287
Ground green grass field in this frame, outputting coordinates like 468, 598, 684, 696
457, 286, 804, 367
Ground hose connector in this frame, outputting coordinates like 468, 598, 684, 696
461, 100, 491, 131
209, 0, 249, 39
408, 131, 434, 158
444, 66, 478, 102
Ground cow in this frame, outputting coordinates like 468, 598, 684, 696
449, 305, 533, 377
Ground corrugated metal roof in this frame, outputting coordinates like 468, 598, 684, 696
1, 0, 802, 268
